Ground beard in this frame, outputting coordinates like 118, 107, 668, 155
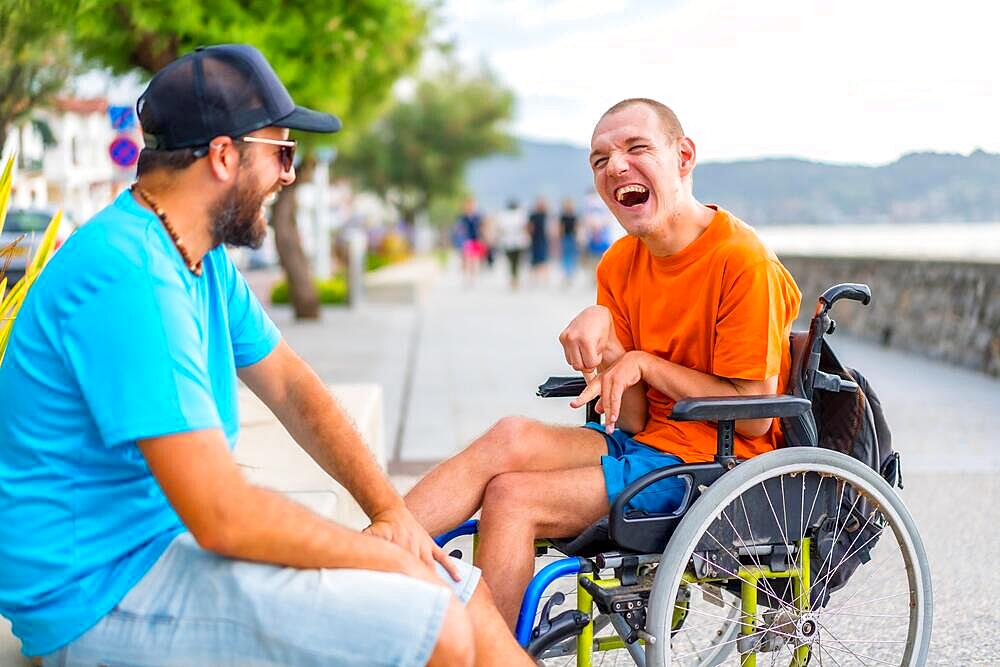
209, 174, 271, 250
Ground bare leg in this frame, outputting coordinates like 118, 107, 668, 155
426, 597, 474, 667
465, 581, 536, 666
476, 466, 610, 627
405, 417, 606, 536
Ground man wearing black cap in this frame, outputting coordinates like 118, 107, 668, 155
0, 45, 530, 666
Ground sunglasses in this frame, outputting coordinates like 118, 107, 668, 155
241, 135, 297, 172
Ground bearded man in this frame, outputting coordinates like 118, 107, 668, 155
0, 45, 532, 667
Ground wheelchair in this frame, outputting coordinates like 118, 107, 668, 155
437, 283, 933, 666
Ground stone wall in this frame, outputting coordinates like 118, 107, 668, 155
780, 256, 1000, 377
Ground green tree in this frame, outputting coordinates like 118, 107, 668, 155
0, 0, 78, 155
67, 0, 429, 318
333, 62, 515, 231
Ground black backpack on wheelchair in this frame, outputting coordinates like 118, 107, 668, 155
781, 286, 902, 608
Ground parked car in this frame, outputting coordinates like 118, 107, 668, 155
0, 208, 77, 286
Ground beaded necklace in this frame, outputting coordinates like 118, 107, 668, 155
131, 184, 203, 277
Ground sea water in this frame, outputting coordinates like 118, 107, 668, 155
756, 222, 1000, 263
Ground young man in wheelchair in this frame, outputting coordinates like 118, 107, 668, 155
405, 98, 802, 627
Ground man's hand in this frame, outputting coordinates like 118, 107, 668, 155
559, 305, 624, 373
363, 505, 462, 582
570, 351, 650, 434
390, 546, 451, 590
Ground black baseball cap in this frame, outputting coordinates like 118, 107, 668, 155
137, 44, 341, 153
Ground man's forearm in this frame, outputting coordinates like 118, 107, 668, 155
205, 481, 416, 575
140, 428, 419, 576
637, 353, 774, 437
613, 383, 648, 434
270, 365, 402, 519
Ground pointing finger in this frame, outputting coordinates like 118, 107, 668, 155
570, 377, 601, 409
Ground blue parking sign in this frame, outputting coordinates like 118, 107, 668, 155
108, 106, 136, 131
109, 136, 140, 168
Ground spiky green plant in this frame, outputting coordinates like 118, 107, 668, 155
0, 154, 62, 363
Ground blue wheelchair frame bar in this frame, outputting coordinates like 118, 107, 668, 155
434, 518, 479, 548
514, 557, 584, 647
435, 521, 585, 649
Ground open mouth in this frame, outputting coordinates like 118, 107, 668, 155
260, 191, 279, 217
614, 184, 649, 207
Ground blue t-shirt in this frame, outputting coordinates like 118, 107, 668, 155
0, 190, 281, 656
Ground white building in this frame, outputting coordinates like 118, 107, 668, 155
2, 97, 127, 222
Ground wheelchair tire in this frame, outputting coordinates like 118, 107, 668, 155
645, 448, 932, 666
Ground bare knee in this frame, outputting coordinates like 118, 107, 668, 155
476, 416, 540, 471
480, 473, 534, 527
427, 597, 474, 667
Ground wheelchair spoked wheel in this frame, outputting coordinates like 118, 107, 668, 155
645, 448, 932, 666
670, 584, 741, 666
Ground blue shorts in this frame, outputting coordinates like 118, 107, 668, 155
42, 532, 480, 667
585, 422, 687, 515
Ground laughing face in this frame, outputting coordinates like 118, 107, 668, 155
589, 104, 693, 238
210, 127, 294, 249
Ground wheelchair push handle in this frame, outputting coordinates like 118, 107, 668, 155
816, 283, 871, 315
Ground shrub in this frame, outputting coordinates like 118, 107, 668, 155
365, 252, 392, 272
270, 274, 348, 305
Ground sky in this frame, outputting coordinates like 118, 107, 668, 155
438, 0, 999, 165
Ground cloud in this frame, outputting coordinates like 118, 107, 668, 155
443, 0, 1000, 163
448, 0, 629, 29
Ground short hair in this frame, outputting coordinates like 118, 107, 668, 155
135, 147, 200, 176
135, 143, 249, 177
599, 98, 685, 142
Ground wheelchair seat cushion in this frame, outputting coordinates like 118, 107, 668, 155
547, 516, 622, 557
584, 422, 687, 515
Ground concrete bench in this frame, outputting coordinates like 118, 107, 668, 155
363, 256, 440, 305
0, 383, 385, 662
234, 382, 385, 529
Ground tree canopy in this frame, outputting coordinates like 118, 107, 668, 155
333, 62, 516, 225
70, 0, 429, 142
0, 0, 78, 154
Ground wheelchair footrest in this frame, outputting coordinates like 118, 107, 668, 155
527, 609, 590, 657
580, 577, 652, 616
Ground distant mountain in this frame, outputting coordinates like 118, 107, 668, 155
466, 140, 1000, 224
465, 139, 595, 212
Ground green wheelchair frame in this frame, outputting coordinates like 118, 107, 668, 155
437, 514, 814, 666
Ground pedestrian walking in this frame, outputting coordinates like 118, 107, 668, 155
558, 197, 580, 285
581, 189, 614, 281
495, 199, 529, 290
527, 196, 550, 285
456, 196, 485, 284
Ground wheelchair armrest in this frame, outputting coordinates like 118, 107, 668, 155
537, 376, 587, 398
670, 394, 811, 422
537, 376, 602, 425
609, 462, 727, 554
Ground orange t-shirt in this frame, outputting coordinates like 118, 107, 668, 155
596, 206, 801, 463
